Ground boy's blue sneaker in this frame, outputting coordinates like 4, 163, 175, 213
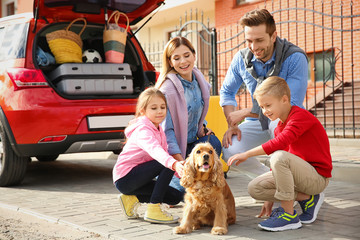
298, 192, 324, 224
258, 207, 302, 231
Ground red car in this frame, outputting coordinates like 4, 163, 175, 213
0, 0, 164, 186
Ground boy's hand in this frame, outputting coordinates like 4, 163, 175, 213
227, 152, 248, 166
257, 201, 273, 218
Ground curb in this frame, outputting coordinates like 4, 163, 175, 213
0, 202, 110, 239
329, 138, 359, 147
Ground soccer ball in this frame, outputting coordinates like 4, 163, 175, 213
82, 49, 102, 63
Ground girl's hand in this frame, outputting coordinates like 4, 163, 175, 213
257, 201, 274, 218
227, 152, 248, 166
173, 161, 185, 178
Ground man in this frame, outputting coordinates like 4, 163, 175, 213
220, 9, 308, 178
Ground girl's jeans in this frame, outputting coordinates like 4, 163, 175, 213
115, 160, 183, 205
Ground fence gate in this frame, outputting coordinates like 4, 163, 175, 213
175, 20, 218, 95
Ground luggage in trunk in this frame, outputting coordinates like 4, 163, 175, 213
48, 63, 133, 95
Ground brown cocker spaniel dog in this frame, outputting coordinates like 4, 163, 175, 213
173, 142, 236, 235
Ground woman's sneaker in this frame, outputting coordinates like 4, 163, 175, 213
298, 192, 325, 224
144, 203, 179, 224
258, 207, 302, 231
118, 194, 140, 219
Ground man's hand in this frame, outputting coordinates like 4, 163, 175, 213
257, 201, 274, 218
226, 108, 254, 127
222, 126, 241, 148
227, 152, 248, 166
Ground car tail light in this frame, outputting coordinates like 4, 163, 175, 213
7, 68, 49, 90
39, 135, 67, 143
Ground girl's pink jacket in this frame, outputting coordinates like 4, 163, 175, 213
112, 116, 177, 183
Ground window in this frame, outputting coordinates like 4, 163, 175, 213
1, 0, 16, 17
6, 2, 15, 16
307, 50, 335, 83
0, 23, 29, 61
236, 0, 246, 5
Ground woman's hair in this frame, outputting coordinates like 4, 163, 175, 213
240, 9, 276, 36
155, 36, 196, 88
135, 87, 167, 118
253, 76, 290, 100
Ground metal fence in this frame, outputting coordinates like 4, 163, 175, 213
143, 1, 360, 138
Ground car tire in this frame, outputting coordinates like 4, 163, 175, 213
36, 155, 59, 162
0, 123, 28, 187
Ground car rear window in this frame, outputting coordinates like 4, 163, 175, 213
44, 0, 147, 13
0, 23, 29, 61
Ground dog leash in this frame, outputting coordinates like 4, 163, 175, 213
203, 124, 213, 142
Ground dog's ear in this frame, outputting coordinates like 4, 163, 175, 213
211, 152, 226, 188
180, 153, 196, 188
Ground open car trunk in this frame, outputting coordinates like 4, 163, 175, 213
35, 21, 147, 99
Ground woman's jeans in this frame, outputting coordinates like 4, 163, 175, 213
169, 134, 222, 193
115, 160, 183, 205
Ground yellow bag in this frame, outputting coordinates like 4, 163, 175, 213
103, 11, 129, 63
46, 18, 87, 64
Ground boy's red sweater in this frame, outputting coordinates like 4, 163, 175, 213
262, 106, 332, 178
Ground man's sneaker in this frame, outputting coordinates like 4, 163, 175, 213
298, 192, 324, 224
118, 194, 140, 219
258, 207, 302, 231
144, 203, 179, 224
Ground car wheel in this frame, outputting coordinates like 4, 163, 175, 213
36, 155, 59, 162
0, 123, 28, 187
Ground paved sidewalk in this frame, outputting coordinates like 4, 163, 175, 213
0, 140, 359, 239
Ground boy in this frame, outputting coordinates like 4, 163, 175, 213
227, 76, 332, 231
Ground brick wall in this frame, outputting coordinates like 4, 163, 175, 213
215, 0, 360, 89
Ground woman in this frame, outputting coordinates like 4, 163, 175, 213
155, 36, 222, 193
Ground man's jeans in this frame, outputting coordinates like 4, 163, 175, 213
222, 119, 279, 179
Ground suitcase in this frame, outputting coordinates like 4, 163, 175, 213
48, 63, 133, 95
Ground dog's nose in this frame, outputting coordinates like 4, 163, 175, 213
203, 154, 209, 160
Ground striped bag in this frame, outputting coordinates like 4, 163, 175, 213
103, 11, 129, 63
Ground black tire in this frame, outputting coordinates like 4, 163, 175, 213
36, 155, 59, 162
0, 123, 28, 187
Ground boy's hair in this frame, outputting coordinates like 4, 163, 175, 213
254, 76, 291, 100
240, 9, 276, 36
135, 87, 167, 118
156, 36, 196, 88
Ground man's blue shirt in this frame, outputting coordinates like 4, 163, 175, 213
220, 50, 308, 116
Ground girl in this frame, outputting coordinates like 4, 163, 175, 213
113, 87, 184, 224
155, 36, 222, 193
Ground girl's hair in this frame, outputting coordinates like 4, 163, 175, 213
155, 36, 196, 88
254, 76, 291, 100
240, 9, 276, 36
135, 87, 167, 118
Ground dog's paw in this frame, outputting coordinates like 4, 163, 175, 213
173, 226, 192, 234
211, 226, 227, 235
193, 223, 201, 230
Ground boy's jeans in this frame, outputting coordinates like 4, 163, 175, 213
248, 150, 329, 202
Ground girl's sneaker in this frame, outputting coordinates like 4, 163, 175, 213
258, 207, 302, 231
118, 194, 140, 219
298, 192, 324, 224
144, 203, 179, 224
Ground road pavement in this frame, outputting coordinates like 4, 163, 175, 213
0, 139, 359, 240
